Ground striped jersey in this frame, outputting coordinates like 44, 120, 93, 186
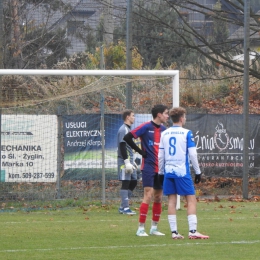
158, 126, 200, 178
131, 121, 166, 173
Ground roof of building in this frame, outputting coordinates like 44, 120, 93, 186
228, 10, 260, 40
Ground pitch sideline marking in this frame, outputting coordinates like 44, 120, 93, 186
1, 240, 260, 253
1, 216, 260, 225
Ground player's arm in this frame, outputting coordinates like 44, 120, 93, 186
187, 131, 201, 183
188, 147, 201, 174
158, 135, 165, 175
188, 147, 201, 184
119, 142, 128, 160
123, 132, 147, 157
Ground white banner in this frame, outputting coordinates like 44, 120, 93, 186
1, 115, 58, 182
64, 159, 117, 169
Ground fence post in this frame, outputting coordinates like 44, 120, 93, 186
101, 95, 106, 204
0, 109, 1, 182
56, 106, 62, 199
242, 0, 250, 199
0, 0, 3, 181
100, 46, 106, 204
126, 0, 133, 109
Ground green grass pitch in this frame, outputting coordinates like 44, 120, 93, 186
0, 200, 260, 260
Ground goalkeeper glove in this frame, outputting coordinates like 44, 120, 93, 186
194, 173, 201, 184
124, 159, 136, 174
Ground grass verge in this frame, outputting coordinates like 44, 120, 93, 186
0, 199, 260, 260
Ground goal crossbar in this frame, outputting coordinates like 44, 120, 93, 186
0, 69, 179, 76
0, 69, 180, 107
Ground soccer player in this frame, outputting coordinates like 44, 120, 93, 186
158, 107, 209, 239
124, 104, 169, 236
117, 109, 137, 215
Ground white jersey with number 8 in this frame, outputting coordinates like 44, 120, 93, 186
158, 126, 201, 178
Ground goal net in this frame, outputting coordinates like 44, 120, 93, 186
0, 69, 180, 205
0, 69, 179, 108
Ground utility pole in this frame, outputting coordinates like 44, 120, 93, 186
11, 0, 22, 68
0, 0, 3, 74
126, 0, 132, 109
100, 46, 106, 204
242, 0, 250, 199
103, 0, 114, 45
0, 0, 2, 180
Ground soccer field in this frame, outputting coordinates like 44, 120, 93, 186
0, 200, 260, 260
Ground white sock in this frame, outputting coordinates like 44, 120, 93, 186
188, 214, 197, 231
168, 215, 177, 232
151, 220, 158, 229
138, 223, 145, 230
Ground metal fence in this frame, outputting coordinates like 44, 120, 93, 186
0, 106, 150, 203
0, 1, 260, 204
1, 106, 260, 204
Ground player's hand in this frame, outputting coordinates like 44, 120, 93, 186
194, 174, 201, 184
124, 159, 136, 174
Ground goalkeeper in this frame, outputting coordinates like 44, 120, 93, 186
117, 109, 137, 215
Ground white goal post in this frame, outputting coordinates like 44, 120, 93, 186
0, 69, 179, 107
0, 69, 181, 209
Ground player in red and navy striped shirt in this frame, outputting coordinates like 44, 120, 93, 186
124, 104, 169, 236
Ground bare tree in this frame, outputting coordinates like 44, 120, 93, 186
102, 0, 114, 45
167, 0, 260, 79
3, 0, 71, 69
114, 0, 260, 79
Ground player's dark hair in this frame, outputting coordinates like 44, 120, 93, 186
151, 104, 168, 119
122, 109, 134, 121
169, 107, 186, 123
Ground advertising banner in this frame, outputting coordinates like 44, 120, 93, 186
63, 114, 122, 171
1, 115, 58, 182
62, 114, 152, 180
186, 114, 260, 177
62, 113, 260, 179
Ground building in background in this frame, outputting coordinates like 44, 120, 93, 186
24, 0, 126, 55
179, 0, 243, 39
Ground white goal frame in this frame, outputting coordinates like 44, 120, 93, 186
0, 69, 181, 209
0, 69, 179, 106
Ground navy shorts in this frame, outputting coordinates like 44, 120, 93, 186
163, 176, 195, 196
141, 171, 163, 190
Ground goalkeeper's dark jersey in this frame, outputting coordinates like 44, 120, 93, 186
117, 123, 134, 166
